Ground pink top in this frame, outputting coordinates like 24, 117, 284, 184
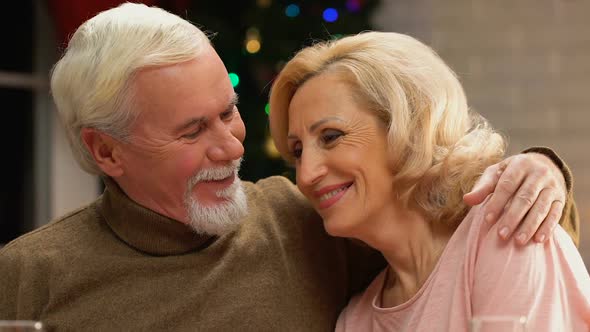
336, 204, 590, 332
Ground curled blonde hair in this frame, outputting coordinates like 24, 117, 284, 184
269, 32, 506, 227
50, 3, 211, 174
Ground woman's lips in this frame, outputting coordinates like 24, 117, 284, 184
315, 182, 353, 209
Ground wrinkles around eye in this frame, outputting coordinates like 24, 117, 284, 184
321, 129, 344, 144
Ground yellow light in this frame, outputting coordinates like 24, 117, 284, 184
246, 39, 261, 54
247, 27, 260, 39
264, 136, 281, 159
257, 0, 271, 8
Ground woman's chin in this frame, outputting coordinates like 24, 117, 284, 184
323, 219, 354, 238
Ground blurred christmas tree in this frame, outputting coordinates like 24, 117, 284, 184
188, 0, 379, 182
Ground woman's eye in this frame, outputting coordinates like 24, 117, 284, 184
291, 143, 302, 159
321, 129, 343, 144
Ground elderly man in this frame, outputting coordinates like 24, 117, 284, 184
0, 3, 578, 331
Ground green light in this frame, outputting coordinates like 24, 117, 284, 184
229, 73, 240, 87
265, 103, 270, 115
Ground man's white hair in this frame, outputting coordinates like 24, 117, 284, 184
50, 3, 211, 174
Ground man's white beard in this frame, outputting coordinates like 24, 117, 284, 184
184, 158, 248, 236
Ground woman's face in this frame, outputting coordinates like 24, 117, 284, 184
287, 73, 397, 238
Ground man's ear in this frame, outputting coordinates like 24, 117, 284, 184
80, 127, 124, 177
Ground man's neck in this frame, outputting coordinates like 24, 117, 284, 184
111, 176, 188, 225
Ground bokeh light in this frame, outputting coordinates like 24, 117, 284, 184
246, 40, 261, 54
257, 0, 272, 9
285, 4, 300, 18
346, 0, 361, 12
229, 73, 240, 87
323, 8, 338, 22
264, 135, 281, 158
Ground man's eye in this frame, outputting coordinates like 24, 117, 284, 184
321, 129, 343, 144
221, 108, 236, 121
183, 128, 203, 139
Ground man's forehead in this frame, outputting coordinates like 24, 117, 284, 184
130, 47, 234, 127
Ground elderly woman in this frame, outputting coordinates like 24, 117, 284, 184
269, 32, 589, 331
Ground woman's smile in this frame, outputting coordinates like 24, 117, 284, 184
315, 182, 354, 209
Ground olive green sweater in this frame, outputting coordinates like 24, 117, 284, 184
0, 176, 382, 331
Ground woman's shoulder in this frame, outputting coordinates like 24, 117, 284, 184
466, 202, 590, 330
465, 200, 583, 272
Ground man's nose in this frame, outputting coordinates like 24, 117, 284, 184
207, 124, 245, 162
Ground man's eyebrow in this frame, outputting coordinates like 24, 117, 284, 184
226, 93, 239, 112
175, 94, 239, 134
175, 117, 207, 134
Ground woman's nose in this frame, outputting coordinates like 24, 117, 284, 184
297, 150, 327, 189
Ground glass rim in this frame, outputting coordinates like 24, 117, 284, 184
0, 320, 44, 328
471, 315, 527, 323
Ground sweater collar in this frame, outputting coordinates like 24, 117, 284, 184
99, 177, 217, 256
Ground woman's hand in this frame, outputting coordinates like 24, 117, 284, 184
463, 153, 566, 245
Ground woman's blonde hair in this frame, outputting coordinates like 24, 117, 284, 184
50, 3, 210, 174
269, 31, 506, 227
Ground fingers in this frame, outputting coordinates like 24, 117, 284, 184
475, 153, 567, 244
490, 153, 566, 244
533, 200, 564, 243
510, 188, 556, 245
463, 160, 508, 206
494, 179, 542, 241
482, 160, 527, 226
